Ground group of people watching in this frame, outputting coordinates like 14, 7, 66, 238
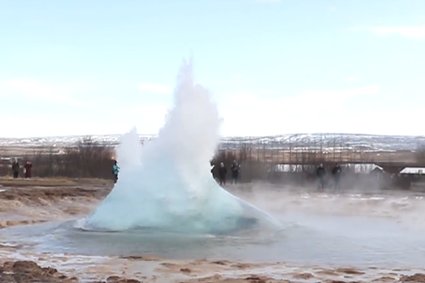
10, 159, 32, 178
316, 163, 342, 190
7, 157, 343, 193
211, 160, 241, 186
110, 159, 240, 186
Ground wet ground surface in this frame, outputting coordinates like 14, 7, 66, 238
1, 178, 425, 282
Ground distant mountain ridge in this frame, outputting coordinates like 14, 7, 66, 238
1, 133, 424, 152
220, 133, 425, 152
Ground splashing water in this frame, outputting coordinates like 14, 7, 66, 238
84, 62, 278, 233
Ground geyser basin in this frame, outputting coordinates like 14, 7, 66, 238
82, 62, 278, 233
2, 190, 425, 268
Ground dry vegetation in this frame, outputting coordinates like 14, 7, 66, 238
1, 137, 424, 190
0, 137, 114, 179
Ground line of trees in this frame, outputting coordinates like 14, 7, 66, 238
1, 137, 115, 179
2, 137, 424, 183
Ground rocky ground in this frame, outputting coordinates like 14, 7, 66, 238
1, 178, 425, 282
0, 178, 111, 229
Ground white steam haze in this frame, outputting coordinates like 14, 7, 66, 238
84, 61, 277, 233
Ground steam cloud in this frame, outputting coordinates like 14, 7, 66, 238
84, 61, 277, 233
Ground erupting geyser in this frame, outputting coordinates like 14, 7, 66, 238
84, 61, 278, 233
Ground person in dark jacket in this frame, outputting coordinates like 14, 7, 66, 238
24, 161, 32, 178
218, 162, 227, 186
210, 160, 217, 179
316, 163, 326, 190
231, 160, 240, 184
12, 159, 20, 178
331, 163, 342, 189
112, 160, 120, 183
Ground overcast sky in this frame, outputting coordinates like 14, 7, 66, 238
1, 0, 424, 138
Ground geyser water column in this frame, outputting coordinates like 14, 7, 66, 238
85, 62, 277, 233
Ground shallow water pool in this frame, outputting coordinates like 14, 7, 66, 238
2, 190, 425, 269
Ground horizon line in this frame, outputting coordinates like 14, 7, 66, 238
1, 132, 425, 140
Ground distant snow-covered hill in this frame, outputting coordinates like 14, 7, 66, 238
220, 133, 425, 152
0, 133, 424, 152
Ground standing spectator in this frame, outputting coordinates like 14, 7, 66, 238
112, 160, 120, 183
218, 162, 227, 186
12, 159, 20, 178
210, 162, 217, 180
331, 163, 342, 189
316, 163, 326, 191
24, 161, 32, 178
230, 160, 240, 184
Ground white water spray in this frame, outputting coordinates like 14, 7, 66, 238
85, 61, 277, 233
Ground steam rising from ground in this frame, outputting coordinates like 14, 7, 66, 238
85, 62, 276, 233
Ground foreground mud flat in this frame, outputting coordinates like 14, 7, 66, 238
1, 178, 425, 283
